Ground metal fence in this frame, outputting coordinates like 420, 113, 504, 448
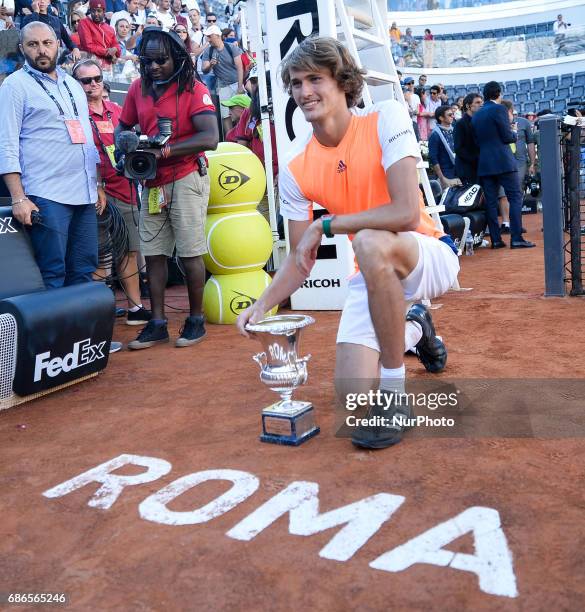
541, 115, 585, 297
562, 120, 585, 295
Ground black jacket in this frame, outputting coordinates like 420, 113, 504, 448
453, 113, 479, 184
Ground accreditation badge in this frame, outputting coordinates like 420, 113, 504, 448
104, 144, 117, 168
95, 120, 114, 134
64, 119, 87, 144
148, 187, 166, 214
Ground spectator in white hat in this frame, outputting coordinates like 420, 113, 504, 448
201, 23, 244, 135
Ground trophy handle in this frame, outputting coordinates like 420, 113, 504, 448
297, 354, 312, 366
253, 352, 267, 369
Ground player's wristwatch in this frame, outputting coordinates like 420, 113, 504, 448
321, 214, 336, 238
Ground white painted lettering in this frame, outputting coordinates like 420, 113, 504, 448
369, 506, 518, 598
139, 469, 259, 525
227, 481, 404, 561
42, 454, 171, 510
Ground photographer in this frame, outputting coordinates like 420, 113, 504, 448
115, 27, 218, 350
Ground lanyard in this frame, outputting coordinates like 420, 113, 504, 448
24, 66, 79, 118
88, 109, 113, 155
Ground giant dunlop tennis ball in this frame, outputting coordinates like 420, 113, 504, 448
203, 270, 277, 325
206, 142, 267, 213
203, 211, 273, 275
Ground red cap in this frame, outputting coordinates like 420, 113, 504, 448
89, 0, 105, 9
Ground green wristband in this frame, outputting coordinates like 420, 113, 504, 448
322, 215, 335, 238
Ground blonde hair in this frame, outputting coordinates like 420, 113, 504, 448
280, 36, 366, 108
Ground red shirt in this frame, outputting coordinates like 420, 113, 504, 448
89, 99, 134, 204
77, 17, 121, 66
120, 78, 216, 188
227, 108, 279, 177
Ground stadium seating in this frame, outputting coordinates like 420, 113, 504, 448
414, 21, 555, 42
435, 72, 581, 116
519, 79, 531, 93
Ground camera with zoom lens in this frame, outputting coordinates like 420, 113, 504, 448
115, 117, 172, 181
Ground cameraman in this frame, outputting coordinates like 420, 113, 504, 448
115, 27, 218, 350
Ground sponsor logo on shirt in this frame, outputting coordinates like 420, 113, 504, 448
203, 94, 212, 106
336, 160, 347, 173
388, 129, 411, 144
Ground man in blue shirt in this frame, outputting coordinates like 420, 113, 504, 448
0, 21, 106, 288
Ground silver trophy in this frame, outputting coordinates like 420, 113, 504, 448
246, 314, 319, 446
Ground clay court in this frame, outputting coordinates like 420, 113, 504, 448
2, 213, 585, 611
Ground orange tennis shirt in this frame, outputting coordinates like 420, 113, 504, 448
279, 99, 443, 240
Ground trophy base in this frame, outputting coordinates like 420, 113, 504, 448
260, 401, 320, 446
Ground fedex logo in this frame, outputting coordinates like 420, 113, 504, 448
34, 338, 106, 382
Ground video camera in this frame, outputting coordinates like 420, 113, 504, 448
115, 117, 172, 181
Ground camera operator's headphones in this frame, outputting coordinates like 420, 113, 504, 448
137, 26, 187, 85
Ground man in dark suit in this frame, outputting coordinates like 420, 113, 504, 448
454, 92, 483, 184
471, 81, 535, 249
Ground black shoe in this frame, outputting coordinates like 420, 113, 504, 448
126, 306, 152, 326
491, 240, 506, 249
176, 315, 206, 347
351, 391, 412, 449
128, 320, 169, 350
510, 240, 535, 249
500, 224, 511, 234
406, 303, 447, 373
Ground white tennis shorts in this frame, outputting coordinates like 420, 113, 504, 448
336, 232, 460, 352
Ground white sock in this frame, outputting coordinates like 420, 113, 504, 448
129, 304, 143, 312
405, 321, 423, 353
380, 365, 406, 394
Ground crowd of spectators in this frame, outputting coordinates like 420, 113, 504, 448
0, 0, 246, 81
399, 72, 542, 248
0, 0, 276, 351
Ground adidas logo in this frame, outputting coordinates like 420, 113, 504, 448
336, 160, 347, 173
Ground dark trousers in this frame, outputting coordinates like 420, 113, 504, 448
480, 171, 523, 243
28, 197, 98, 289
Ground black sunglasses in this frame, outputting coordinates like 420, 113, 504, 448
140, 56, 170, 65
207, 18, 216, 22
78, 74, 103, 85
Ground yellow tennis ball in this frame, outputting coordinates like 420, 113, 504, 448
203, 270, 278, 325
203, 211, 273, 275
206, 142, 267, 213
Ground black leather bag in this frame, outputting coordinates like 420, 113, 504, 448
443, 184, 485, 214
